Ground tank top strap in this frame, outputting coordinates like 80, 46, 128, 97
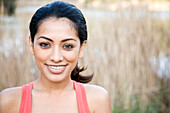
19, 82, 33, 113
19, 81, 89, 113
73, 81, 90, 113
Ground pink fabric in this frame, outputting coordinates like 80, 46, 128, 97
19, 82, 33, 113
19, 81, 90, 113
73, 81, 90, 113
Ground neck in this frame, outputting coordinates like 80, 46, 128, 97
33, 76, 74, 93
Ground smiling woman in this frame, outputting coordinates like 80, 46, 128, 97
0, 1, 112, 113
30, 17, 84, 83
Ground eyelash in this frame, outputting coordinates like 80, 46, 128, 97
39, 42, 50, 48
63, 44, 74, 50
39, 43, 74, 50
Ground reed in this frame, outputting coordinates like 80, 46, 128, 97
82, 9, 169, 106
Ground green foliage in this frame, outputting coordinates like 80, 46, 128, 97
145, 86, 169, 113
112, 86, 170, 113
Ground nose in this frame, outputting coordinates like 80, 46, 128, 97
50, 46, 63, 62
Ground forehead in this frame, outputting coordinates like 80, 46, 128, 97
38, 17, 77, 32
35, 17, 79, 41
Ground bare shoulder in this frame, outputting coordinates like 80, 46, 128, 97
0, 87, 22, 113
84, 84, 109, 97
0, 86, 22, 100
84, 84, 112, 113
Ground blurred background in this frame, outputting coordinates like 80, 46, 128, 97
0, 0, 170, 112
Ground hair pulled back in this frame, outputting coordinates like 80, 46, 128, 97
29, 1, 93, 83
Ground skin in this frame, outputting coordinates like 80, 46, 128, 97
0, 17, 112, 113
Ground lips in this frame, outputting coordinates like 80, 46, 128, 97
46, 64, 67, 74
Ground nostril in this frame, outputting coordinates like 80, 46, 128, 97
50, 49, 63, 62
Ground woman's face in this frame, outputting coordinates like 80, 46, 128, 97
29, 17, 86, 82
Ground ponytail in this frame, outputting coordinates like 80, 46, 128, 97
71, 64, 93, 83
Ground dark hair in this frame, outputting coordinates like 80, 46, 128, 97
29, 1, 93, 83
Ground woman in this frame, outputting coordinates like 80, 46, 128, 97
0, 1, 112, 113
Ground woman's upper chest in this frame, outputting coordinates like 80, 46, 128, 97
31, 90, 79, 113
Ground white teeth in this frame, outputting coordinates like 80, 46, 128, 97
49, 66, 64, 70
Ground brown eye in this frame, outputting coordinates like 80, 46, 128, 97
63, 44, 74, 50
39, 43, 50, 48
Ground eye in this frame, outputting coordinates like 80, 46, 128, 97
39, 42, 50, 48
63, 44, 74, 50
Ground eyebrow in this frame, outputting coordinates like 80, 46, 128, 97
37, 36, 77, 42
37, 36, 53, 42
61, 38, 77, 42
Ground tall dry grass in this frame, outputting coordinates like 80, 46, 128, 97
81, 8, 170, 107
0, 0, 170, 110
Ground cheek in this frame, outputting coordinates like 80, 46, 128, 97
63, 50, 80, 62
34, 48, 51, 62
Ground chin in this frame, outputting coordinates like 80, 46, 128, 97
43, 71, 71, 83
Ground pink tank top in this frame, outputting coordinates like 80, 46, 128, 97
19, 81, 90, 113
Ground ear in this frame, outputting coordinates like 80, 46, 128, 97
29, 36, 34, 55
79, 40, 87, 58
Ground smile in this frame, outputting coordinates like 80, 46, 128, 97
46, 64, 67, 74
49, 65, 65, 70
